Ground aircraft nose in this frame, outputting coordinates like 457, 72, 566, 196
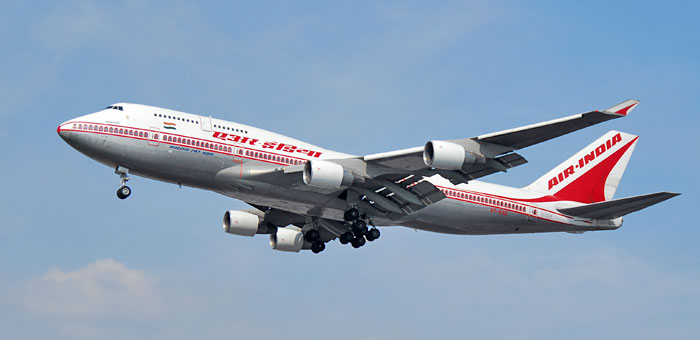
57, 122, 71, 141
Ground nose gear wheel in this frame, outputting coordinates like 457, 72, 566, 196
115, 166, 132, 199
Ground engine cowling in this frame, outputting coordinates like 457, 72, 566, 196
303, 160, 354, 189
269, 226, 304, 252
222, 210, 277, 237
423, 140, 478, 170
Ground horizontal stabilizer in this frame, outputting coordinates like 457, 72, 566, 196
557, 192, 680, 220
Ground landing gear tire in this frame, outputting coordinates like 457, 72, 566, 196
352, 220, 368, 236
339, 232, 353, 245
311, 241, 325, 254
351, 236, 366, 248
305, 229, 320, 242
366, 228, 380, 242
344, 208, 360, 222
117, 186, 131, 199
115, 166, 131, 200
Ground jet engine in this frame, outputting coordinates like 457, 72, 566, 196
423, 140, 480, 170
303, 160, 354, 189
222, 210, 277, 237
269, 226, 305, 252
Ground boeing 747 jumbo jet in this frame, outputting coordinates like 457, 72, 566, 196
57, 100, 678, 254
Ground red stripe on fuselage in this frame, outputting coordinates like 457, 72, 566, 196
60, 122, 308, 167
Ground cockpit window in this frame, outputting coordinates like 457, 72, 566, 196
104, 105, 124, 111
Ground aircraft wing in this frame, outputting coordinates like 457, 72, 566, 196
361, 99, 638, 182
470, 99, 639, 150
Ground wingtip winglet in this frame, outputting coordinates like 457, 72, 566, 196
604, 99, 640, 116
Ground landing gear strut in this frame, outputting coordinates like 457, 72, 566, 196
115, 166, 131, 200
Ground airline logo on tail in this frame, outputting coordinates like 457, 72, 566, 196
548, 133, 622, 190
525, 130, 639, 203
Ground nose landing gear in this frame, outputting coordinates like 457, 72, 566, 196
115, 166, 131, 200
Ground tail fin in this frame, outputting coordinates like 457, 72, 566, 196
524, 131, 639, 203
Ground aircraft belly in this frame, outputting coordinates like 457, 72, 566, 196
408, 199, 532, 234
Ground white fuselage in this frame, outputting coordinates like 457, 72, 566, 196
57, 104, 622, 235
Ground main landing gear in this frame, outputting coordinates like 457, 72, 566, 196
339, 208, 380, 249
304, 228, 326, 254
115, 166, 131, 200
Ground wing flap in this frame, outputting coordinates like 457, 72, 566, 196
557, 192, 679, 220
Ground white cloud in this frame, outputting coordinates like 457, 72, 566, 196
4, 246, 700, 340
21, 258, 161, 319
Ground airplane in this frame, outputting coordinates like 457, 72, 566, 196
57, 100, 679, 254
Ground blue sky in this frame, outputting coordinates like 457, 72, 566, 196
1, 1, 698, 339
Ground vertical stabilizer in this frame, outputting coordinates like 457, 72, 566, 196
524, 131, 638, 203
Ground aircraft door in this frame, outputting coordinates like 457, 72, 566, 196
527, 203, 538, 222
149, 127, 160, 146
200, 116, 212, 131
231, 143, 243, 178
